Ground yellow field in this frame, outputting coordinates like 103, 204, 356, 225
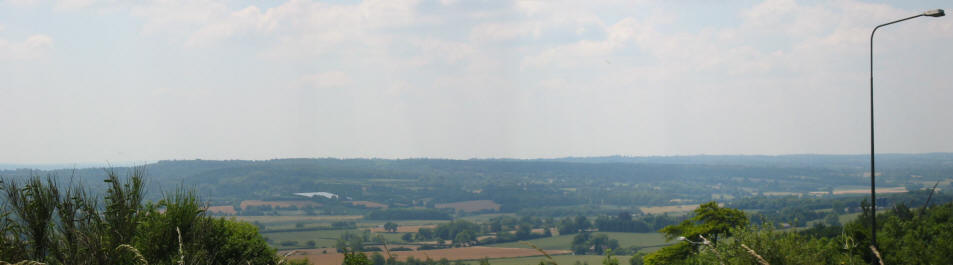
639, 204, 698, 214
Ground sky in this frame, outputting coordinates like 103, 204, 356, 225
1, 0, 952, 164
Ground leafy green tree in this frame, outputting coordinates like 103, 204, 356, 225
0, 169, 297, 265
516, 222, 532, 239
342, 251, 371, 265
602, 249, 620, 265
572, 232, 592, 254
384, 222, 398, 233
591, 234, 619, 255
647, 201, 747, 265
659, 201, 747, 247
823, 212, 841, 226
642, 242, 693, 265
1, 176, 59, 261
200, 219, 277, 265
574, 216, 591, 232
717, 225, 851, 265
417, 228, 434, 240
453, 230, 475, 246
628, 252, 645, 265
369, 252, 386, 265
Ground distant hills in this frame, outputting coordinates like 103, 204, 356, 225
1, 154, 951, 210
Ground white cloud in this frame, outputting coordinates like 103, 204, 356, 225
299, 71, 351, 88
4, 0, 41, 6
520, 17, 642, 69
0, 34, 53, 60
2, 0, 952, 162
55, 0, 98, 9
129, 0, 425, 52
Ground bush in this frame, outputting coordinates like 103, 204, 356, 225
0, 170, 283, 265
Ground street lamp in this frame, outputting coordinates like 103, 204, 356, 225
868, 8, 944, 250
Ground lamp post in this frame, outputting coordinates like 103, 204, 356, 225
868, 8, 944, 251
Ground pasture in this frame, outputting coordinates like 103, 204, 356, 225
263, 228, 413, 250
487, 232, 670, 251
435, 200, 501, 213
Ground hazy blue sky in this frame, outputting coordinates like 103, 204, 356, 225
1, 0, 952, 164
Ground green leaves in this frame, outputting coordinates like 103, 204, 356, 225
659, 201, 747, 248
1, 168, 281, 265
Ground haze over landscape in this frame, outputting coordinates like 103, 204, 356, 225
3, 1, 953, 265
3, 0, 953, 164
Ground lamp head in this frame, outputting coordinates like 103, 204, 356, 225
924, 9, 945, 17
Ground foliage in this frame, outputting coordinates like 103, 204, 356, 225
558, 215, 592, 235
383, 222, 399, 233
432, 220, 481, 243
571, 232, 619, 255
342, 251, 370, 265
643, 199, 953, 265
335, 231, 368, 252
658, 201, 747, 247
595, 213, 647, 232
602, 249, 620, 265
628, 253, 644, 265
0, 170, 288, 265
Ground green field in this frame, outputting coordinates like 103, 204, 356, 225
487, 232, 670, 251
459, 213, 517, 223
356, 220, 449, 228
262, 228, 411, 250
233, 215, 448, 230
464, 254, 630, 265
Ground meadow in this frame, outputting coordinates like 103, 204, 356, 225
487, 232, 670, 251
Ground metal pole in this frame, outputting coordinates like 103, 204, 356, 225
869, 28, 876, 251
869, 13, 923, 256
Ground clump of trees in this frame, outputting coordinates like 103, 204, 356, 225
558, 215, 592, 235
571, 232, 620, 255
594, 212, 651, 233
639, 199, 953, 265
0, 169, 304, 265
383, 222, 399, 233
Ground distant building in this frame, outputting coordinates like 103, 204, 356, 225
293, 192, 339, 199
